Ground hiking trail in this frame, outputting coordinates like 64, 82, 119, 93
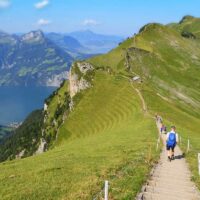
137, 119, 200, 200
134, 88, 147, 113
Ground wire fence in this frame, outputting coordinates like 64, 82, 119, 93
178, 135, 200, 154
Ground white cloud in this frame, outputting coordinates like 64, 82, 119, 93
37, 18, 51, 26
0, 0, 10, 8
82, 19, 100, 26
35, 0, 49, 9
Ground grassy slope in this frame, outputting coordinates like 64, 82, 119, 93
1, 16, 200, 199
0, 71, 159, 199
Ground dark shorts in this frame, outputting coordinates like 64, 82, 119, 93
166, 144, 176, 152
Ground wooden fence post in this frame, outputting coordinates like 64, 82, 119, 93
187, 139, 190, 153
198, 154, 200, 176
156, 139, 159, 151
105, 180, 109, 200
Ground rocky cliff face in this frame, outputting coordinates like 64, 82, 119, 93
46, 71, 69, 87
69, 62, 94, 98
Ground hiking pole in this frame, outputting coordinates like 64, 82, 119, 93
104, 180, 109, 200
198, 153, 200, 176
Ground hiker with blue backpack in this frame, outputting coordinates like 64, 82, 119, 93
166, 126, 179, 161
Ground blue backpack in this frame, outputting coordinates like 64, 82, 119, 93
167, 133, 176, 146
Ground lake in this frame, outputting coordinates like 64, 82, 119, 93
0, 86, 56, 126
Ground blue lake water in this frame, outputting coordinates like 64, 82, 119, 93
0, 86, 56, 125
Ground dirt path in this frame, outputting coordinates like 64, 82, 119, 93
134, 88, 147, 113
137, 120, 200, 200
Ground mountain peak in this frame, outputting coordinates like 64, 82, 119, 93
21, 30, 45, 43
179, 15, 195, 24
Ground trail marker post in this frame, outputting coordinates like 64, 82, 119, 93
104, 180, 109, 200
156, 139, 159, 151
187, 139, 190, 153
198, 154, 200, 175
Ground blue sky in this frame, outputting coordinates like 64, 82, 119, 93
0, 0, 199, 36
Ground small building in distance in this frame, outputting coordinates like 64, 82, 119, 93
132, 76, 142, 83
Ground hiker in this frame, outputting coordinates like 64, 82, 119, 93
158, 116, 163, 123
166, 126, 179, 161
160, 124, 167, 134
155, 114, 163, 124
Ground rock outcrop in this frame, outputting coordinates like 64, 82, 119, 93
46, 71, 68, 87
36, 138, 47, 154
69, 62, 94, 98
77, 62, 94, 74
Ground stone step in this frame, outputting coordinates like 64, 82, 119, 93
154, 170, 191, 176
145, 185, 198, 196
147, 179, 194, 188
154, 166, 191, 172
142, 192, 190, 200
151, 174, 191, 181
144, 189, 199, 200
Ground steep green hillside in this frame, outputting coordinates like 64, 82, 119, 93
0, 71, 159, 199
1, 16, 200, 199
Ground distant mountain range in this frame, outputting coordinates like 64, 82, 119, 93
46, 30, 124, 54
0, 30, 72, 86
0, 30, 124, 86
67, 30, 124, 53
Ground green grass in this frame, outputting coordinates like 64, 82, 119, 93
0, 72, 160, 199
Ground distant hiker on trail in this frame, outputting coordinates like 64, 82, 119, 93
166, 126, 179, 161
155, 114, 163, 123
160, 124, 167, 134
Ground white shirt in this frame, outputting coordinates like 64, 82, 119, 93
166, 131, 179, 143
